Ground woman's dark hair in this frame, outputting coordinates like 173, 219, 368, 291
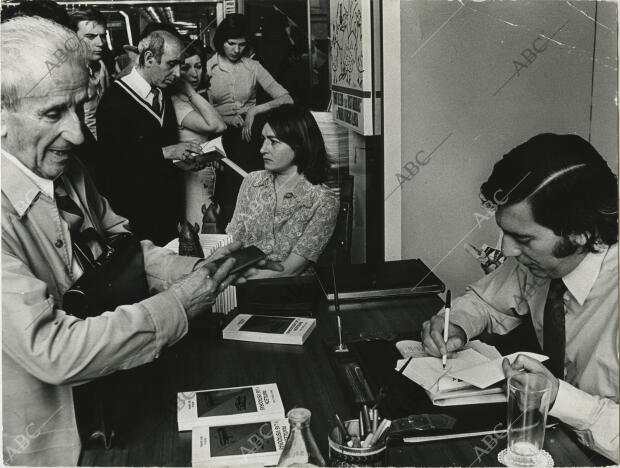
213, 14, 251, 56
182, 39, 205, 69
264, 105, 329, 185
180, 39, 206, 88
480, 133, 618, 253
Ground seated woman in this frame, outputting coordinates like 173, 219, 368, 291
171, 41, 227, 229
227, 105, 339, 278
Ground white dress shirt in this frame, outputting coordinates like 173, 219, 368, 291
449, 245, 619, 462
122, 67, 159, 106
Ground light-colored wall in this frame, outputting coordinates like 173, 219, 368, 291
384, 0, 618, 294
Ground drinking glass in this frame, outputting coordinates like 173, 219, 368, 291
506, 373, 551, 467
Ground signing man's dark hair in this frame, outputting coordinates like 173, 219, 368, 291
480, 133, 618, 253
263, 105, 329, 185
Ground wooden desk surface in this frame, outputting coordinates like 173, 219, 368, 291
79, 280, 607, 467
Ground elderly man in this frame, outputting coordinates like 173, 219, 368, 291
96, 30, 202, 246
1, 17, 263, 466
422, 134, 618, 462
69, 7, 110, 139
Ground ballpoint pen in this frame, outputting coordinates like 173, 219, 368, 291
442, 290, 451, 369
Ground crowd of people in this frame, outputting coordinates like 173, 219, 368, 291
0, 3, 338, 465
0, 1, 617, 466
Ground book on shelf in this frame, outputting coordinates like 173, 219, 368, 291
222, 314, 316, 345
177, 383, 285, 432
192, 418, 290, 467
395, 339, 548, 406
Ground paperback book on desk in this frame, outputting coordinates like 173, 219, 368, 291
177, 383, 285, 431
192, 419, 289, 467
395, 340, 548, 406
223, 314, 316, 345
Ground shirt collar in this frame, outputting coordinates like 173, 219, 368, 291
122, 67, 157, 101
251, 171, 314, 202
562, 245, 610, 305
212, 54, 253, 73
1, 149, 54, 216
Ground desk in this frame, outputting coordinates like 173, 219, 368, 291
80, 279, 607, 467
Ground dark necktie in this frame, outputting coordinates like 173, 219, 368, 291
54, 178, 84, 235
151, 87, 161, 114
543, 278, 567, 378
55, 179, 99, 269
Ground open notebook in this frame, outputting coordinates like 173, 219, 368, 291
395, 340, 548, 406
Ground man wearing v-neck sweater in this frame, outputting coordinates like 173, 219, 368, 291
96, 30, 202, 245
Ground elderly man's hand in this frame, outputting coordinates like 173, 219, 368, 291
502, 355, 560, 406
170, 258, 237, 319
204, 241, 284, 284
163, 142, 203, 162
421, 311, 467, 358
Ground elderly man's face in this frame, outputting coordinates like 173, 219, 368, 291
147, 39, 182, 89
1, 63, 88, 179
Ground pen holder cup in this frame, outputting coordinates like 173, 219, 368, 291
328, 419, 387, 467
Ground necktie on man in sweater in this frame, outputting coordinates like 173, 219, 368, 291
543, 278, 568, 379
151, 87, 161, 115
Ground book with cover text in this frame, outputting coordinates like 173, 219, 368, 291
177, 383, 285, 432
192, 419, 289, 467
222, 314, 317, 345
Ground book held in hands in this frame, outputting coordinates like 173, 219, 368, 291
192, 419, 290, 467
177, 383, 285, 431
222, 314, 317, 345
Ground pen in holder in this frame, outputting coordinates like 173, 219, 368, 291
328, 418, 389, 467
332, 265, 348, 353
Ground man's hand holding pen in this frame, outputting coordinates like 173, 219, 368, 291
420, 292, 467, 359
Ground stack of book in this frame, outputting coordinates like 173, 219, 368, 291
312, 111, 349, 171
177, 383, 289, 467
164, 234, 237, 314
395, 340, 548, 406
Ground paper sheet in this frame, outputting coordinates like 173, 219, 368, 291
449, 352, 548, 389
398, 348, 492, 393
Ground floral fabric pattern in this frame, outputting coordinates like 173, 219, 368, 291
226, 171, 339, 270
